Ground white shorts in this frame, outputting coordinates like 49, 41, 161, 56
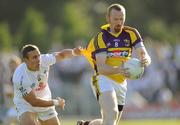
16, 106, 58, 121
91, 75, 127, 105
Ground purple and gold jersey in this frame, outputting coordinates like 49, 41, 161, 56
86, 24, 143, 83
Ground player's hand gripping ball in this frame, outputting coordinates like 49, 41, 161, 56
124, 58, 144, 80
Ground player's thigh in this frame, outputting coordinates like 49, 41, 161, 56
91, 75, 114, 99
19, 112, 40, 125
99, 90, 118, 117
113, 80, 127, 105
39, 116, 60, 125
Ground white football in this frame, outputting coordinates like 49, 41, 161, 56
124, 58, 144, 80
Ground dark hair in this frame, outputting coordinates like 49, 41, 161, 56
21, 44, 39, 59
107, 4, 126, 17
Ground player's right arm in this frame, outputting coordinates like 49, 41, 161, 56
96, 52, 130, 77
22, 90, 65, 109
14, 76, 65, 109
54, 47, 82, 62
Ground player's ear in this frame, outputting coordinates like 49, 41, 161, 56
23, 56, 29, 63
24, 58, 28, 63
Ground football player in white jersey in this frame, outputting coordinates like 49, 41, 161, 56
13, 44, 82, 125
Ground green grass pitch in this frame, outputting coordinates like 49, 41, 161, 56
1, 118, 179, 125
61, 119, 180, 125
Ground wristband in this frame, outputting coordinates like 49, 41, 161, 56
72, 50, 77, 56
53, 99, 59, 106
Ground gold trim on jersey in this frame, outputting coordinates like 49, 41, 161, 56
101, 24, 123, 37
92, 75, 101, 100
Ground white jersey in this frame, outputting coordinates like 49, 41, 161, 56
13, 54, 56, 112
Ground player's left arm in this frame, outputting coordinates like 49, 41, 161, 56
131, 28, 151, 67
54, 47, 82, 62
135, 45, 151, 67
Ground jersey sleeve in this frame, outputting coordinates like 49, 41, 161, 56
124, 26, 143, 47
87, 32, 107, 54
41, 54, 56, 67
131, 29, 143, 46
95, 32, 107, 54
86, 32, 107, 60
130, 28, 143, 47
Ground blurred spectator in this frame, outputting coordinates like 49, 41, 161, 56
3, 55, 21, 125
0, 60, 5, 123
0, 61, 5, 105
5, 55, 21, 99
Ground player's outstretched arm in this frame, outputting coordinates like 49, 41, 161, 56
55, 47, 82, 62
23, 90, 65, 109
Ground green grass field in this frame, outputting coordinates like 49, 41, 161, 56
61, 119, 180, 125
1, 118, 179, 125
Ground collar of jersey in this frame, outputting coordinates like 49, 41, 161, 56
25, 63, 38, 73
101, 24, 122, 37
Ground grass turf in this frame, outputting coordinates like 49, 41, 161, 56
61, 119, 180, 125
1, 118, 179, 125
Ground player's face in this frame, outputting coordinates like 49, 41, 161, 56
25, 50, 40, 71
107, 9, 125, 33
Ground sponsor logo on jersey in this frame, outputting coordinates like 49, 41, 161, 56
31, 83, 36, 88
107, 42, 111, 47
113, 39, 120, 42
37, 75, 41, 81
107, 50, 129, 57
35, 82, 47, 91
124, 39, 130, 47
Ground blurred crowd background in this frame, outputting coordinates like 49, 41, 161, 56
0, 0, 180, 124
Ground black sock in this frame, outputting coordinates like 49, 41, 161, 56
84, 121, 90, 125
118, 105, 124, 111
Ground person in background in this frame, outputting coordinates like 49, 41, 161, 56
3, 55, 22, 125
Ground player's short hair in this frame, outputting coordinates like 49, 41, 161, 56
21, 44, 39, 59
107, 4, 126, 17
